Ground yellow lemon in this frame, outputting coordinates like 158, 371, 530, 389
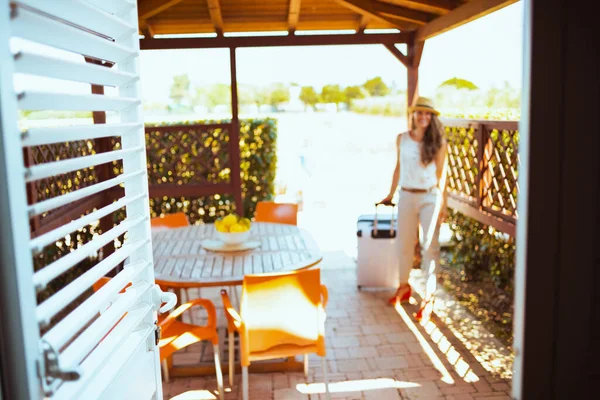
229, 223, 246, 233
222, 214, 238, 228
214, 219, 228, 232
239, 217, 251, 229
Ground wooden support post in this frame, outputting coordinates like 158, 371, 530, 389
229, 47, 243, 217
406, 35, 425, 115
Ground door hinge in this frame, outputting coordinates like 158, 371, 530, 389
37, 340, 82, 396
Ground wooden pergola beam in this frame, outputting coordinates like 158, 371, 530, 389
140, 32, 410, 49
206, 0, 225, 36
288, 0, 302, 34
334, 0, 435, 28
416, 0, 518, 41
383, 43, 409, 68
138, 0, 185, 20
357, 15, 369, 32
384, 0, 459, 15
139, 19, 155, 38
332, 0, 419, 30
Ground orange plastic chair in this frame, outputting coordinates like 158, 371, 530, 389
150, 212, 190, 228
92, 276, 224, 400
221, 268, 330, 400
254, 201, 298, 225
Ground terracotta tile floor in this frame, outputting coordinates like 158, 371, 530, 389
162, 257, 512, 400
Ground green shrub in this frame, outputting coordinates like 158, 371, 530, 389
446, 210, 516, 292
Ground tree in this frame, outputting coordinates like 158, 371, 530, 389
193, 84, 230, 111
269, 84, 290, 108
343, 85, 366, 106
362, 76, 390, 97
169, 73, 191, 105
299, 86, 319, 110
320, 85, 346, 110
438, 77, 479, 91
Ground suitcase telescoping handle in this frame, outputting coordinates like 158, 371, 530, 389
373, 201, 396, 237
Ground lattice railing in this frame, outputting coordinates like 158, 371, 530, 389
442, 119, 519, 236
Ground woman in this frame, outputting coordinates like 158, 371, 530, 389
379, 96, 448, 322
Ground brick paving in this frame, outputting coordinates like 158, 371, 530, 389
162, 256, 512, 400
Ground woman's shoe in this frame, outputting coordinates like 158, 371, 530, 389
414, 297, 435, 322
387, 284, 412, 306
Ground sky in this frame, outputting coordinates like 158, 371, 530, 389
139, 2, 524, 102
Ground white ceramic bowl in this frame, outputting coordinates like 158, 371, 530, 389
215, 229, 251, 245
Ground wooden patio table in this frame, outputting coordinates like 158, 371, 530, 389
152, 222, 322, 288
151, 222, 323, 378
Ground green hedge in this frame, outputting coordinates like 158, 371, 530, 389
144, 118, 278, 222
446, 209, 516, 292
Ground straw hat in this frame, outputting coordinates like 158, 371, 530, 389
408, 96, 440, 116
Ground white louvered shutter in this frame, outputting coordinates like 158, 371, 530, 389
0, 1, 175, 399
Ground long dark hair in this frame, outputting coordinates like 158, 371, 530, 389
410, 113, 444, 165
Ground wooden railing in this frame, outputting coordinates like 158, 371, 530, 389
442, 118, 519, 236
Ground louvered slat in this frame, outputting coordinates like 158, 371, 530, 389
11, 5, 136, 64
15, 0, 136, 39
36, 239, 150, 326
33, 216, 146, 290
55, 311, 153, 400
22, 122, 141, 147
25, 146, 143, 183
82, 0, 136, 16
41, 262, 148, 351
27, 171, 143, 217
15, 51, 138, 88
18, 92, 140, 112
29, 193, 145, 253
59, 282, 152, 368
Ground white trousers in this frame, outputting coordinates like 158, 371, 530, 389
396, 189, 442, 301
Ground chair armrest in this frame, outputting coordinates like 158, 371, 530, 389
159, 298, 217, 332
320, 284, 328, 308
220, 289, 243, 333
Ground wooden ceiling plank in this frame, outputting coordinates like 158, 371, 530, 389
138, 0, 185, 20
383, 0, 459, 15
332, 0, 422, 30
288, 0, 302, 34
206, 0, 225, 36
372, 0, 436, 24
416, 0, 519, 41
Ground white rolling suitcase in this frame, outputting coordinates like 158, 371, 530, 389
356, 203, 400, 290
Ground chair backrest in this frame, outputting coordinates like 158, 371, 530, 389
240, 268, 324, 356
254, 202, 298, 225
150, 212, 190, 228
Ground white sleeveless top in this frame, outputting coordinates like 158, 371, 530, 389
398, 132, 438, 189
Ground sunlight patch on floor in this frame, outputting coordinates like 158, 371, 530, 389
296, 378, 420, 394
422, 318, 480, 383
395, 303, 456, 384
169, 389, 217, 399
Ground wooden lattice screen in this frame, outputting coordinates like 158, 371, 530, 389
443, 118, 519, 236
